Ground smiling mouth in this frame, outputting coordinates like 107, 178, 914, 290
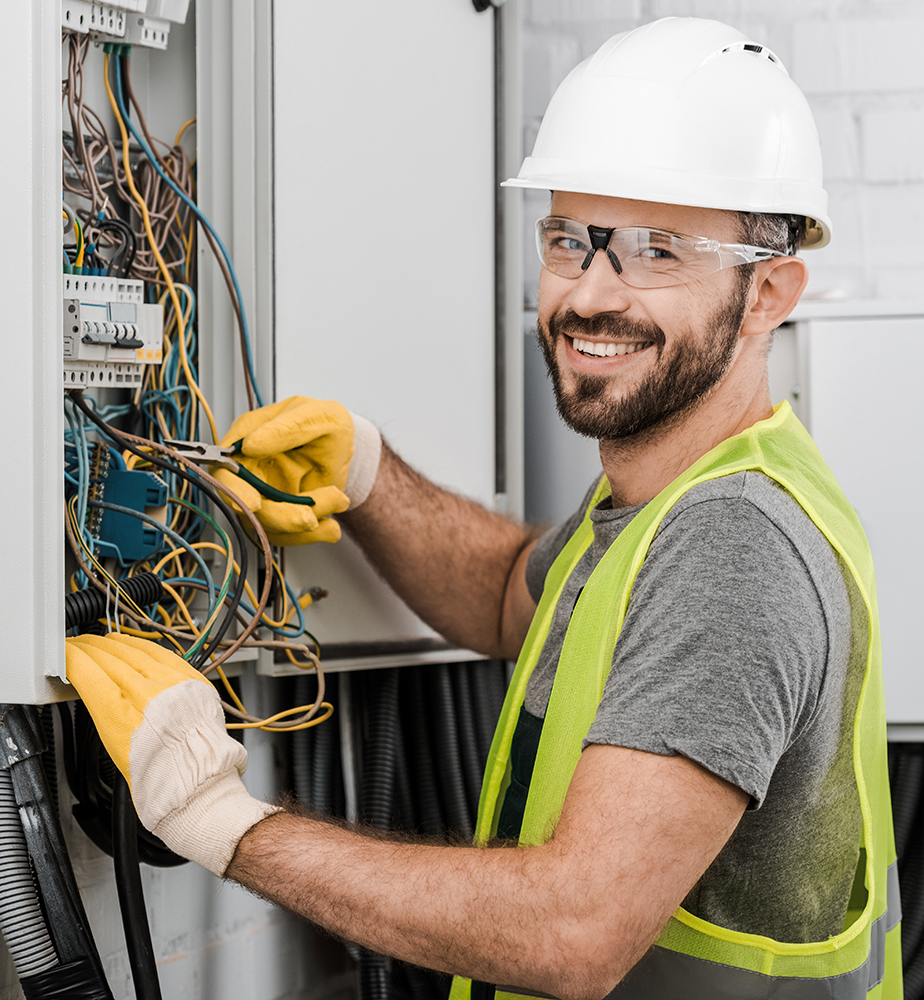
571, 337, 653, 358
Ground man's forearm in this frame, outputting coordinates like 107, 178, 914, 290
224, 747, 746, 1000
341, 441, 537, 658
226, 810, 617, 1000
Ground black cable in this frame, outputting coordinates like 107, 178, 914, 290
60, 702, 188, 868
66, 390, 250, 668
97, 218, 137, 276
113, 775, 163, 1000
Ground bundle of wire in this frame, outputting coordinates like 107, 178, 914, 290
61, 39, 328, 734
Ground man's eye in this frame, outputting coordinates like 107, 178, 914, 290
638, 246, 676, 261
554, 237, 589, 253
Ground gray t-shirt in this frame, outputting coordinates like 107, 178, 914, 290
524, 471, 863, 943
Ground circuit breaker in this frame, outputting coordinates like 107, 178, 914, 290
63, 274, 163, 388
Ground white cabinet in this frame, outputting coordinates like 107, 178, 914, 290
771, 301, 924, 725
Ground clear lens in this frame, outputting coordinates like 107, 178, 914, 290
536, 217, 782, 288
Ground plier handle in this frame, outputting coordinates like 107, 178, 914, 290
165, 439, 316, 507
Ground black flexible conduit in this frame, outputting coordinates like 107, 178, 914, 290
358, 670, 401, 1000
65, 573, 165, 631
0, 704, 114, 999
428, 665, 472, 841
470, 661, 508, 772
292, 673, 315, 805
406, 668, 445, 837
314, 673, 340, 813
359, 670, 400, 827
0, 767, 59, 978
451, 665, 485, 820
391, 707, 416, 831
289, 661, 508, 999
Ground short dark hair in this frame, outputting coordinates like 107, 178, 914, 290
732, 212, 806, 294
734, 212, 807, 256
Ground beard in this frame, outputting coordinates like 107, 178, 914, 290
536, 291, 750, 441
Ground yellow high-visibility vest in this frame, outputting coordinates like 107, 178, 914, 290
451, 403, 901, 1000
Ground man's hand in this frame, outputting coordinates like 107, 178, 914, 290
212, 395, 383, 545
64, 633, 279, 876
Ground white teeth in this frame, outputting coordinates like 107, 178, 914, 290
573, 338, 648, 358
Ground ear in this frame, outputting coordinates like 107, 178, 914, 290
739, 257, 809, 337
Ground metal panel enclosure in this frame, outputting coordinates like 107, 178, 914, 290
272, 0, 498, 654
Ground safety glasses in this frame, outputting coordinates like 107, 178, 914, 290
536, 216, 785, 288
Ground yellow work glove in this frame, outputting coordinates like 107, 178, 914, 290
212, 396, 382, 546
65, 633, 280, 876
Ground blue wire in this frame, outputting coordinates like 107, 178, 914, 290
112, 56, 264, 407
91, 499, 218, 612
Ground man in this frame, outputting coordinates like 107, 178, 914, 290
65, 17, 901, 1000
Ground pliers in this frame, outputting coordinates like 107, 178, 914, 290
165, 439, 316, 507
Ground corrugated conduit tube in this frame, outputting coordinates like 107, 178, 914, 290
0, 767, 59, 977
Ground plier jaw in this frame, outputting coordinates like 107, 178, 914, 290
163, 439, 316, 507
164, 440, 240, 472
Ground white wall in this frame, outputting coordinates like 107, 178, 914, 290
520, 0, 924, 306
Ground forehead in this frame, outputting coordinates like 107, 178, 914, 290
549, 191, 742, 242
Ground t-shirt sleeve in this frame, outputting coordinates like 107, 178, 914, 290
584, 494, 830, 807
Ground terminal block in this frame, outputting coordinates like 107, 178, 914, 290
63, 273, 163, 388
94, 468, 169, 565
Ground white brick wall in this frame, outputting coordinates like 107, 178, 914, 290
519, 0, 924, 305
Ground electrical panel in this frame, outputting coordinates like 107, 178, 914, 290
62, 274, 163, 388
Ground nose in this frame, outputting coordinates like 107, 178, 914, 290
567, 248, 635, 317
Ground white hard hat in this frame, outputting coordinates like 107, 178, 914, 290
505, 17, 831, 249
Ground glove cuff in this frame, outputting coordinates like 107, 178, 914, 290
151, 770, 281, 877
345, 412, 383, 508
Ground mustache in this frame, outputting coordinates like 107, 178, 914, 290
547, 308, 666, 352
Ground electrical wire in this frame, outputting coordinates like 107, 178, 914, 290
103, 51, 217, 443
116, 54, 263, 408
66, 392, 328, 730
62, 49, 333, 736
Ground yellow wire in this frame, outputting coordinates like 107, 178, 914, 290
73, 216, 85, 267
210, 663, 248, 714
154, 540, 300, 631
117, 625, 164, 641
227, 702, 334, 732
160, 581, 199, 632
285, 645, 320, 670
175, 117, 196, 146
103, 54, 217, 443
